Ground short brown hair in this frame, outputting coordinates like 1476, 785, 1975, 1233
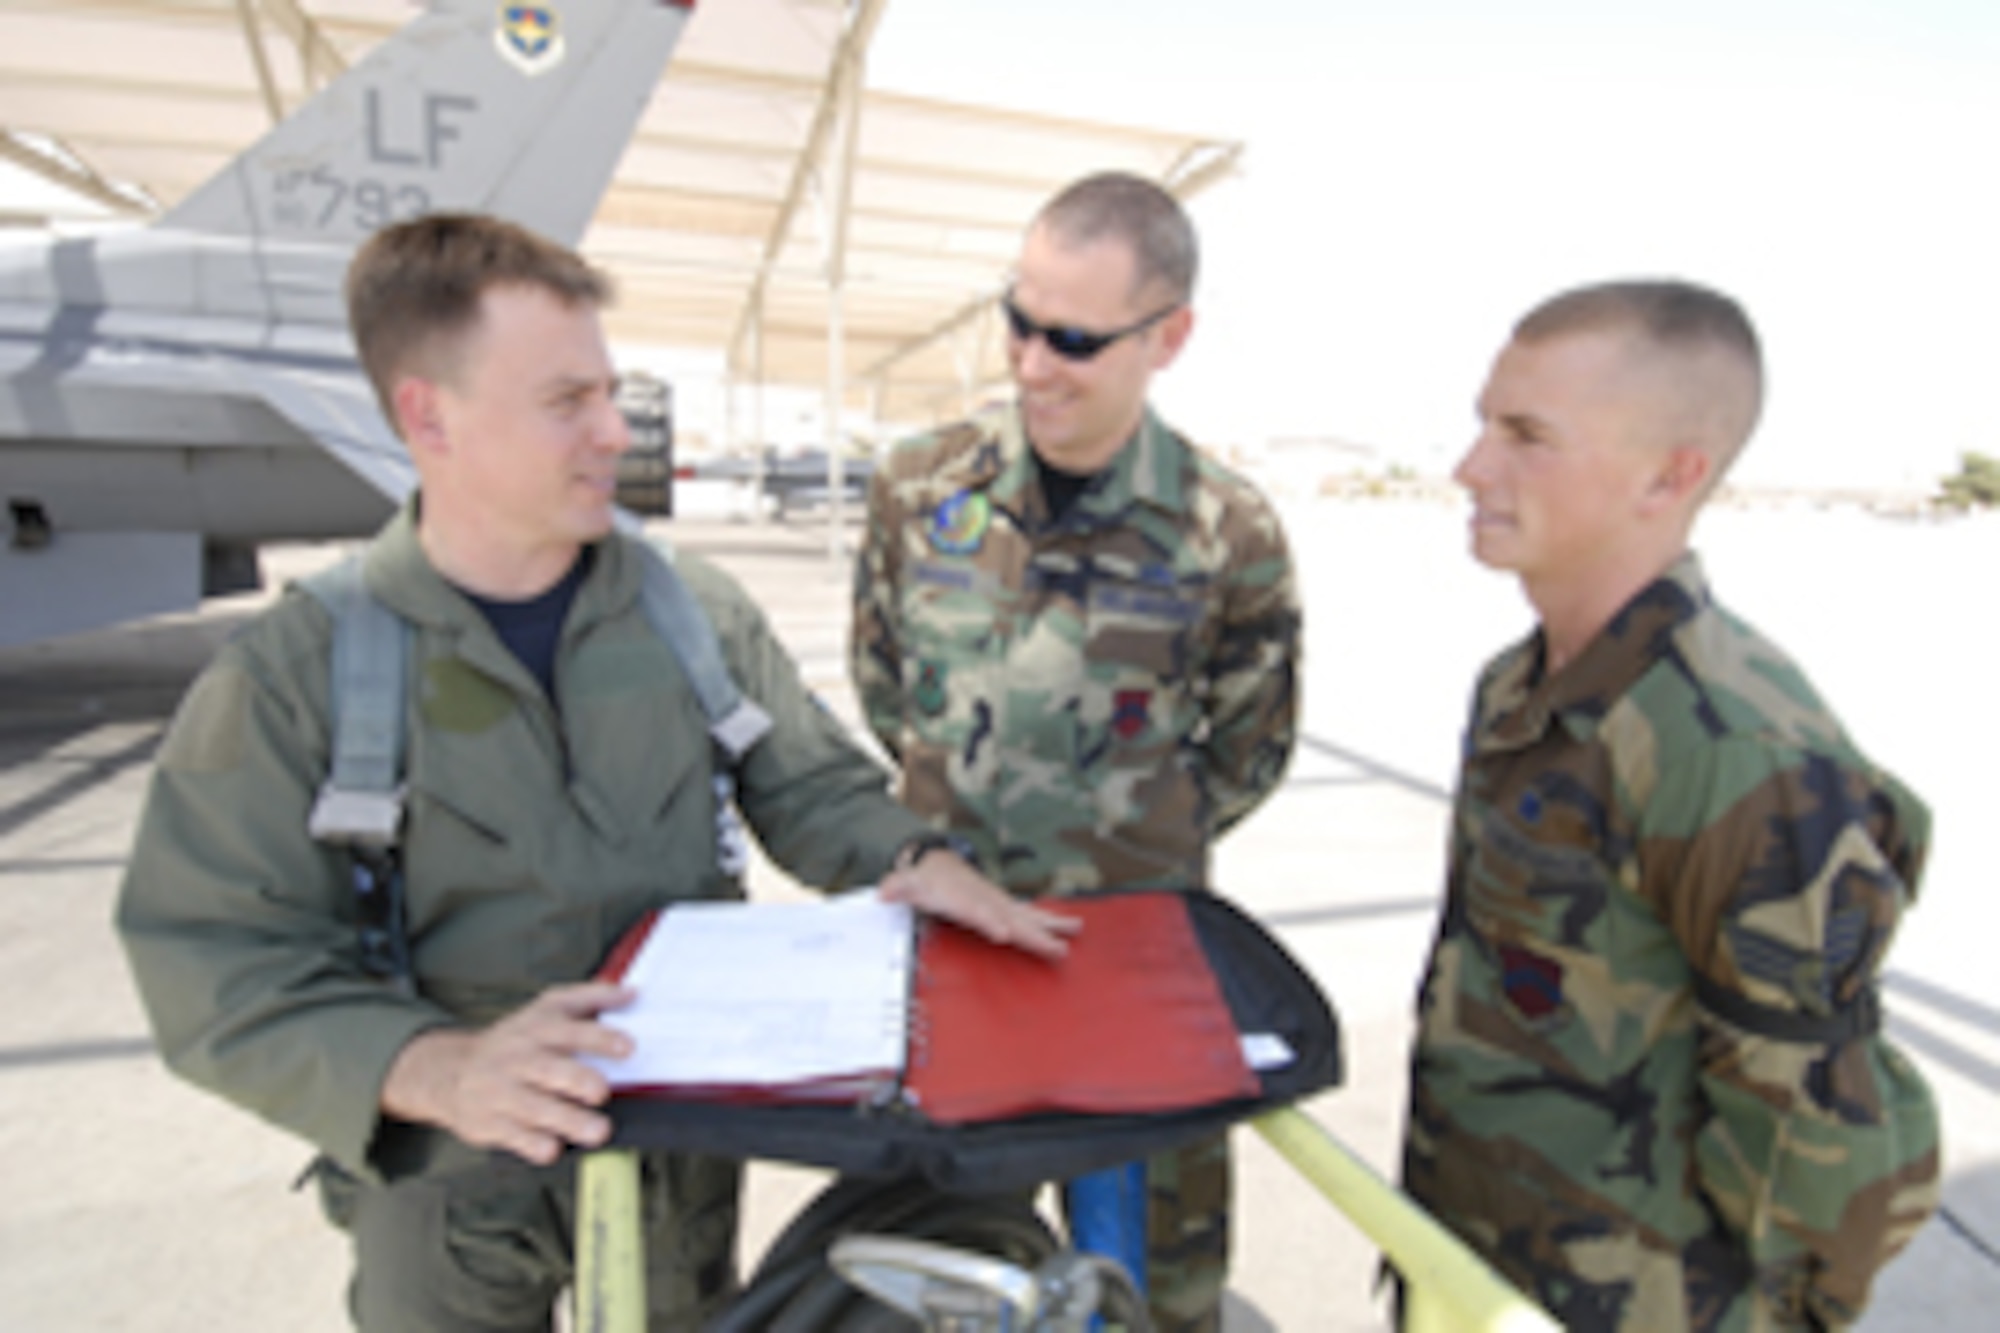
1034, 171, 1198, 306
345, 212, 613, 420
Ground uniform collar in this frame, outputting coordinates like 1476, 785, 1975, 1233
956, 403, 1192, 523
1474, 552, 1712, 753
1085, 406, 1191, 518
361, 495, 639, 639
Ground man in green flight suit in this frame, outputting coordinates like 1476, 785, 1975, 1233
851, 171, 1301, 1333
1402, 279, 1939, 1330
115, 212, 1076, 1333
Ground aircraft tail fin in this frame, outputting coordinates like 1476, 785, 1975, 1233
161, 0, 693, 246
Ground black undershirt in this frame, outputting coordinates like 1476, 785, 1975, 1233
1035, 451, 1100, 523
460, 547, 594, 700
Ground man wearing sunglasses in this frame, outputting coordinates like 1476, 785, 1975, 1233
850, 172, 1301, 1333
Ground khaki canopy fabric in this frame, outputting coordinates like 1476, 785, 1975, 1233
0, 0, 1239, 426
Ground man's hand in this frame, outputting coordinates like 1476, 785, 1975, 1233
381, 982, 635, 1166
879, 852, 1080, 960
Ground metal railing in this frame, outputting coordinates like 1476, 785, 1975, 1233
576, 1149, 646, 1331
573, 1106, 1560, 1332
1250, 1107, 1560, 1333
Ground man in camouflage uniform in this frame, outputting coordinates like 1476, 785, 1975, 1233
1402, 279, 1939, 1331
851, 172, 1300, 1332
115, 213, 1075, 1333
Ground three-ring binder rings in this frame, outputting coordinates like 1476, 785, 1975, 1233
593, 890, 1275, 1124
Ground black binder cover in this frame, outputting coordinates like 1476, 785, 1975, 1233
602, 888, 1342, 1193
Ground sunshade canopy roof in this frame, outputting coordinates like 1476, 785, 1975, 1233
0, 0, 1240, 424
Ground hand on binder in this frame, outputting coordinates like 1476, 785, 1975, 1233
878, 846, 1081, 960
593, 891, 1261, 1126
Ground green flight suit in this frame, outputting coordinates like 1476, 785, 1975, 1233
851, 405, 1302, 1333
117, 502, 929, 1331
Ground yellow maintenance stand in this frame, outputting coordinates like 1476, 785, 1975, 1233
573, 1106, 1558, 1331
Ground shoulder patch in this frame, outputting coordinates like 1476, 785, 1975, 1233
1498, 943, 1566, 1021
1111, 689, 1152, 740
930, 489, 991, 555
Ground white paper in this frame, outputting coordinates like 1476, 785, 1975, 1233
1240, 1032, 1295, 1071
593, 893, 915, 1088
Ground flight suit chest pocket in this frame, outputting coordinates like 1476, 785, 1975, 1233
403, 718, 540, 894
401, 733, 543, 993
561, 659, 712, 842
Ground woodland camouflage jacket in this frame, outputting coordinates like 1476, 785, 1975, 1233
1404, 553, 1939, 1332
850, 405, 1299, 896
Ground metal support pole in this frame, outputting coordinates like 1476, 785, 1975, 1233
819, 16, 866, 564
234, 0, 286, 126
749, 308, 767, 523
826, 278, 847, 561
722, 371, 737, 461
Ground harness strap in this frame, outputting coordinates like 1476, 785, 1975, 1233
298, 554, 415, 989
637, 537, 772, 760
299, 554, 411, 848
296, 535, 770, 987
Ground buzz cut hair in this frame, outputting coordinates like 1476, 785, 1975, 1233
345, 212, 613, 421
1515, 279, 1761, 375
1516, 279, 1766, 475
1034, 171, 1199, 306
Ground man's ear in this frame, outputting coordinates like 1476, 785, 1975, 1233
1151, 305, 1195, 370
1645, 444, 1712, 509
393, 377, 447, 460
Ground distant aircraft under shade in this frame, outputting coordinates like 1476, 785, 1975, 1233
0, 0, 695, 650
678, 449, 876, 518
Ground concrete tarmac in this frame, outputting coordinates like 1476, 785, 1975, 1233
1, 497, 1995, 1330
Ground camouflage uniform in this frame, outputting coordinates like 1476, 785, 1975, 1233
118, 501, 931, 1331
851, 404, 1300, 1332
1402, 553, 1939, 1332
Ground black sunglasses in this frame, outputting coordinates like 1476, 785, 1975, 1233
1001, 294, 1179, 362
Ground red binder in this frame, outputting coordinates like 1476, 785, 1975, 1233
903, 892, 1259, 1124
598, 891, 1259, 1124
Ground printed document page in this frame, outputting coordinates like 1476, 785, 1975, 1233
595, 893, 914, 1089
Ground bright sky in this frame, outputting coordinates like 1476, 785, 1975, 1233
868, 0, 2000, 491
5, 2, 1992, 491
